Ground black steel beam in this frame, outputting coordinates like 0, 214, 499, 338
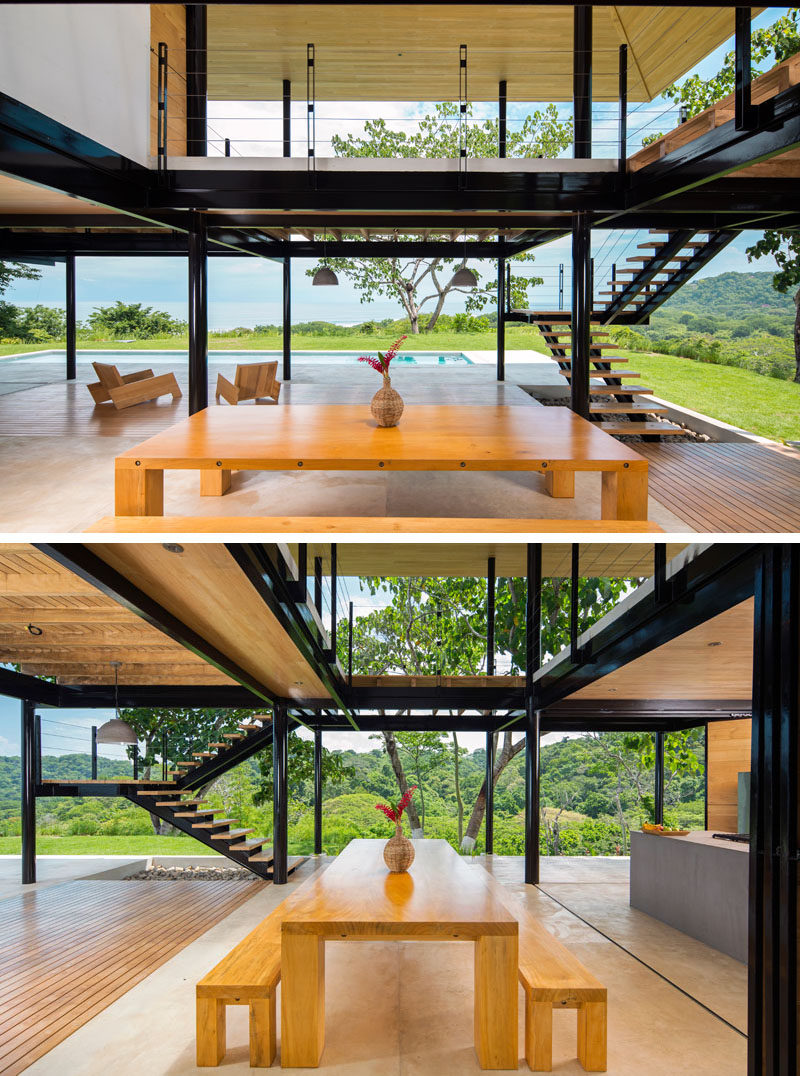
283, 257, 291, 381
485, 730, 495, 854
0, 666, 62, 705
524, 700, 541, 884
347, 685, 526, 711
37, 779, 174, 798
55, 683, 265, 708
748, 544, 799, 1075
42, 2, 782, 7
496, 240, 505, 382
283, 80, 291, 158
273, 703, 288, 885
534, 544, 760, 710
618, 44, 628, 172
654, 730, 665, 825
570, 212, 591, 419
21, 700, 36, 885
186, 5, 208, 156
188, 209, 208, 414
37, 544, 276, 703
735, 7, 755, 132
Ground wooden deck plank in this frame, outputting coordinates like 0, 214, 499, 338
0, 879, 262, 1075
636, 443, 800, 532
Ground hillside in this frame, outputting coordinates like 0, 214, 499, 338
660, 271, 795, 317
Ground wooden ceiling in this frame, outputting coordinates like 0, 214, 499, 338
0, 545, 235, 686
304, 542, 687, 579
0, 175, 110, 217
206, 5, 752, 103
86, 543, 329, 700
571, 598, 754, 701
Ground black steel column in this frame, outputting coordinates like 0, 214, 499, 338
497, 238, 506, 383
283, 79, 291, 157
65, 253, 76, 380
654, 730, 665, 825
571, 212, 591, 419
485, 730, 495, 855
748, 544, 799, 1075
283, 257, 291, 382
91, 725, 98, 780
273, 703, 288, 884
570, 543, 580, 660
188, 210, 208, 414
525, 543, 542, 885
329, 544, 337, 657
314, 728, 323, 854
573, 6, 592, 159
186, 5, 207, 155
485, 555, 496, 854
498, 79, 507, 158
618, 44, 628, 172
21, 700, 36, 885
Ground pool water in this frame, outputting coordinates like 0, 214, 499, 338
9, 349, 473, 367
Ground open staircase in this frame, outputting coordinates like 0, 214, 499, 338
125, 713, 303, 880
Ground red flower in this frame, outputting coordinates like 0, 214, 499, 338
375, 785, 418, 824
358, 335, 408, 376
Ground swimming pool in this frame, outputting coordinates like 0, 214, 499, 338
6, 348, 474, 366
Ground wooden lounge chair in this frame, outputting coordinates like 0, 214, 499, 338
87, 362, 182, 410
215, 361, 281, 405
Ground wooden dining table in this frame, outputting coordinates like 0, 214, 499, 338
280, 838, 519, 1070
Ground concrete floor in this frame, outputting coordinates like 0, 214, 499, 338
0, 354, 689, 531
12, 854, 746, 1076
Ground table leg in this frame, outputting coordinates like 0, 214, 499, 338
601, 468, 648, 521
544, 470, 575, 499
281, 933, 325, 1067
474, 933, 518, 1070
115, 461, 164, 516
200, 468, 231, 496
196, 997, 226, 1066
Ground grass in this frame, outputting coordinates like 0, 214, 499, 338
0, 835, 221, 856
624, 350, 800, 443
0, 328, 550, 359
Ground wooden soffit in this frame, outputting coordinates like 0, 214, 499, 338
571, 598, 754, 701
207, 5, 755, 103
86, 543, 330, 700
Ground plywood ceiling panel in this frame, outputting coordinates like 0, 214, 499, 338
207, 5, 751, 103
305, 542, 687, 579
571, 599, 754, 701
0, 544, 234, 685
86, 543, 330, 700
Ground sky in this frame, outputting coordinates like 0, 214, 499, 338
1, 8, 786, 328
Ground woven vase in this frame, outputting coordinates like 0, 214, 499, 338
371, 376, 404, 427
383, 822, 415, 873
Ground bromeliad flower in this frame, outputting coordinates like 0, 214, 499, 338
358, 335, 408, 377
375, 784, 418, 823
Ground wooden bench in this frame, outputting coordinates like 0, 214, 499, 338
87, 361, 182, 409
87, 515, 663, 533
196, 906, 284, 1067
517, 909, 607, 1072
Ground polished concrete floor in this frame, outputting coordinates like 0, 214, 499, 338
0, 355, 688, 531
18, 854, 746, 1075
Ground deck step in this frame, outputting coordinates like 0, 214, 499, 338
229, 837, 269, 852
591, 403, 668, 414
212, 828, 254, 841
192, 817, 238, 829
599, 421, 684, 435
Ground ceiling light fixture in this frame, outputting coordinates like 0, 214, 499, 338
26, 623, 43, 636
96, 661, 138, 745
449, 232, 477, 289
312, 227, 339, 286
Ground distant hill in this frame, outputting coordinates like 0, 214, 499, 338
661, 271, 795, 318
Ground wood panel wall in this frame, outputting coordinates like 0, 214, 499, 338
707, 719, 752, 833
150, 4, 187, 157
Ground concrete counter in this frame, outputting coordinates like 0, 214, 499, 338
630, 830, 748, 962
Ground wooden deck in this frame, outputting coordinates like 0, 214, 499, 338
636, 442, 800, 532
0, 878, 262, 1075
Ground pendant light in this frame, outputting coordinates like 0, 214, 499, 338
96, 661, 138, 744
312, 227, 339, 286
449, 231, 477, 289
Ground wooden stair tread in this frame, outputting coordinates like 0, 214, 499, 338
193, 752, 215, 758
588, 386, 653, 395
213, 829, 254, 841
599, 421, 684, 435
591, 403, 668, 414
223, 733, 244, 740
238, 723, 262, 731
192, 817, 238, 829
155, 799, 206, 807
229, 837, 269, 852
563, 370, 642, 379
208, 742, 228, 748
175, 808, 224, 817
175, 761, 200, 768
134, 790, 180, 797
556, 358, 630, 365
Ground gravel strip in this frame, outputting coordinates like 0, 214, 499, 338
123, 864, 258, 881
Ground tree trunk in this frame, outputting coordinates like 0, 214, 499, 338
382, 730, 423, 836
460, 731, 524, 851
453, 732, 464, 846
794, 288, 800, 384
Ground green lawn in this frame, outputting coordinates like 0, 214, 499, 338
625, 351, 800, 443
0, 835, 221, 856
0, 328, 549, 358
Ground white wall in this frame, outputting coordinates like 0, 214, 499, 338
0, 4, 150, 166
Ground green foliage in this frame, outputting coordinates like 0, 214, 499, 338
0, 303, 67, 343
118, 707, 256, 777
0, 260, 40, 297
86, 301, 186, 339
254, 730, 355, 806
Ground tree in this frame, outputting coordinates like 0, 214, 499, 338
86, 301, 186, 339
657, 9, 800, 380
253, 729, 355, 806
0, 261, 42, 339
307, 102, 574, 332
